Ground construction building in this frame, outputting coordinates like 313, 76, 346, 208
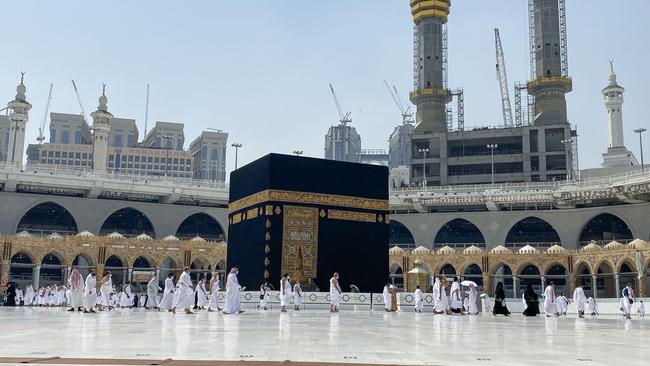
408, 0, 575, 186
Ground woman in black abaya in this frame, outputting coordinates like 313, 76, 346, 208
493, 281, 511, 316
523, 284, 540, 316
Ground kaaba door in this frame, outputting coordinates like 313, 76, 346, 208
281, 205, 318, 285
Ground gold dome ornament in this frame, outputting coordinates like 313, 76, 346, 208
319, 209, 326, 218
264, 257, 270, 266
265, 219, 272, 228
265, 244, 271, 254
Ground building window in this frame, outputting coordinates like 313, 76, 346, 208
177, 140, 183, 151
61, 130, 70, 144
211, 148, 218, 160
50, 129, 57, 143
55, 151, 61, 158
75, 131, 82, 144
75, 153, 81, 159
114, 134, 123, 147
127, 134, 135, 147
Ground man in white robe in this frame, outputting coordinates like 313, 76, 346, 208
414, 285, 424, 312
433, 278, 449, 314
68, 269, 85, 311
572, 284, 587, 318
15, 288, 23, 306
195, 277, 208, 310
84, 269, 98, 313
145, 275, 161, 310
280, 273, 291, 313
465, 283, 479, 315
449, 278, 462, 314
293, 281, 303, 311
223, 267, 244, 314
159, 273, 175, 311
24, 283, 34, 306
543, 282, 559, 317
119, 282, 133, 309
329, 273, 341, 313
621, 283, 635, 320
383, 283, 392, 312
557, 293, 569, 316
257, 281, 269, 311
172, 267, 195, 314
207, 272, 221, 312
544, 282, 560, 317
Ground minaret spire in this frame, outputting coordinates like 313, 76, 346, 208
6, 72, 32, 165
90, 84, 112, 173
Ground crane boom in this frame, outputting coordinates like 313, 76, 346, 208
37, 83, 53, 143
71, 80, 89, 124
494, 28, 514, 127
329, 83, 351, 125
383, 81, 413, 125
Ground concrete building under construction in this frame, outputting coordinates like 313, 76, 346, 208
409, 0, 576, 186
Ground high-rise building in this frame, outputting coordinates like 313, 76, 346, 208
388, 123, 414, 169
144, 121, 185, 151
601, 60, 637, 168
324, 124, 361, 163
109, 118, 138, 148
190, 130, 229, 182
49, 112, 92, 145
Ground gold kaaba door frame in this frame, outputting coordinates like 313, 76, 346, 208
281, 205, 319, 285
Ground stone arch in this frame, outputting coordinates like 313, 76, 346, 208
388, 220, 415, 248
389, 263, 403, 274
463, 263, 483, 289
71, 252, 96, 279
437, 263, 457, 276
215, 259, 226, 271
545, 263, 568, 294
433, 218, 486, 248
16, 201, 79, 236
159, 256, 181, 282
595, 261, 616, 298
490, 263, 514, 297
9, 251, 35, 286
505, 216, 561, 247
103, 254, 127, 286
518, 263, 543, 295
389, 263, 404, 288
190, 256, 211, 281
100, 207, 155, 238
132, 255, 157, 269
617, 259, 636, 274
176, 213, 225, 241
40, 252, 66, 287
579, 213, 633, 245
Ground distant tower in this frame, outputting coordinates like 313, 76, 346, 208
527, 0, 572, 125
6, 73, 32, 166
601, 60, 638, 168
324, 124, 361, 163
409, 0, 452, 134
90, 85, 112, 173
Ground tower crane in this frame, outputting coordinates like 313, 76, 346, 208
494, 28, 513, 127
37, 83, 53, 143
71, 80, 89, 124
329, 83, 352, 125
383, 80, 413, 125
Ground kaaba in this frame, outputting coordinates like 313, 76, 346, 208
227, 153, 388, 293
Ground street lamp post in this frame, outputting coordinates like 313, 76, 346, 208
561, 139, 571, 180
162, 135, 173, 179
293, 150, 303, 156
417, 147, 430, 188
487, 144, 498, 184
634, 128, 647, 172
232, 143, 242, 170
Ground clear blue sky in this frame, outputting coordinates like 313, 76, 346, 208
2, 0, 649, 175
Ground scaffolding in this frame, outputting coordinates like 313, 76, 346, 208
559, 0, 569, 77
413, 25, 420, 91
447, 88, 464, 131
528, 0, 536, 80
442, 23, 448, 90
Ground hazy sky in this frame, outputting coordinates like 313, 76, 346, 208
2, 0, 649, 176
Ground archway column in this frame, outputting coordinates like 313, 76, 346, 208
483, 274, 492, 296
540, 275, 546, 292
0, 260, 9, 283
512, 275, 519, 299
614, 273, 620, 299
33, 265, 41, 289
591, 275, 598, 298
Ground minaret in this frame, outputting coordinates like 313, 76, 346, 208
527, 0, 572, 125
409, 0, 452, 134
601, 60, 638, 168
6, 72, 32, 166
90, 84, 112, 173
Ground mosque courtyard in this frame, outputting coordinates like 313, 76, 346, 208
0, 307, 647, 366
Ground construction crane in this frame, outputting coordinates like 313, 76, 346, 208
383, 80, 413, 125
71, 80, 89, 124
329, 83, 352, 125
37, 83, 54, 143
494, 28, 513, 127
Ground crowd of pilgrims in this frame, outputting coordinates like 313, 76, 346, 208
2, 269, 645, 319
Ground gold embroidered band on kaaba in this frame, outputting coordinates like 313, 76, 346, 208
228, 189, 389, 213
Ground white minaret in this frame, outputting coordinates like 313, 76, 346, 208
90, 84, 112, 173
601, 60, 638, 168
6, 72, 32, 166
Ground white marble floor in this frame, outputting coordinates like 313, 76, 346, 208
0, 307, 647, 366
